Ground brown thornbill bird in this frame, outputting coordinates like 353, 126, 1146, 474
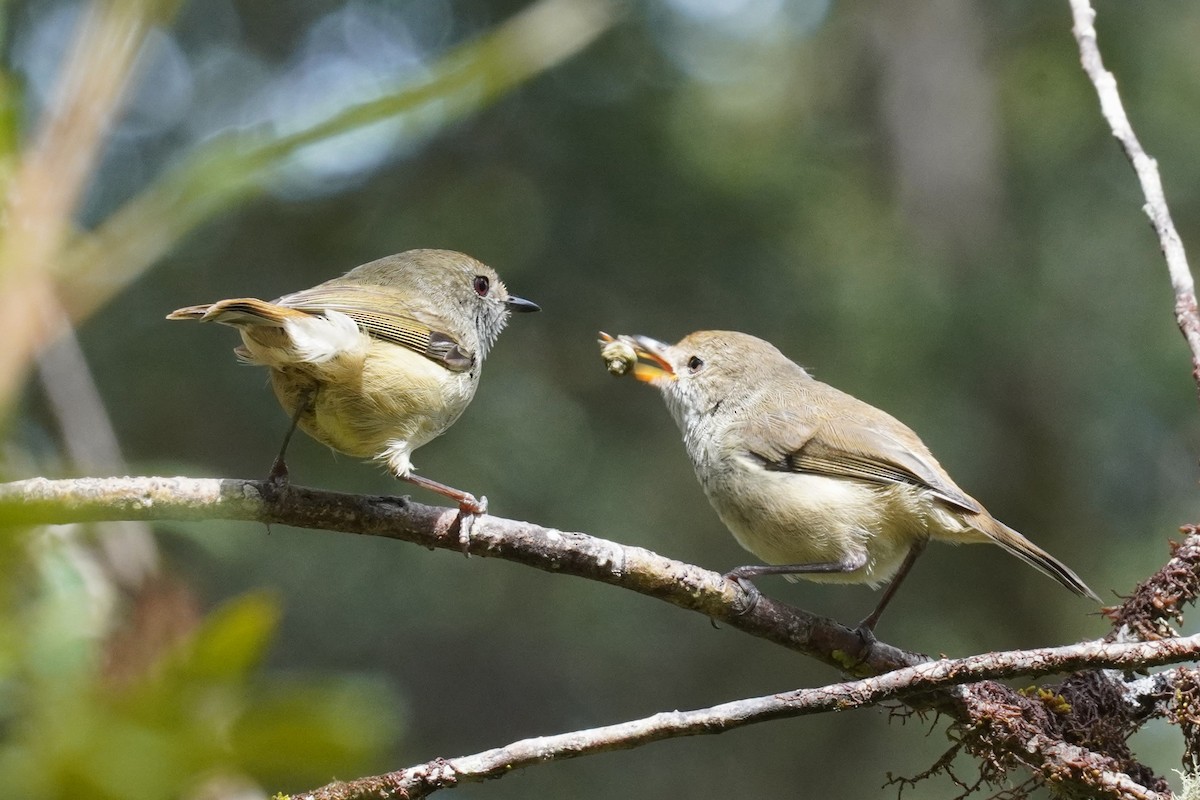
169, 249, 538, 513
600, 330, 1098, 633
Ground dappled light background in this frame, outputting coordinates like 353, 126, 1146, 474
5, 0, 1200, 797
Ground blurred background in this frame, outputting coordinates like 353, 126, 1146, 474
1, 0, 1198, 797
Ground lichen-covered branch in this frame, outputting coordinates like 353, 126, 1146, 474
1105, 525, 1200, 642
967, 528, 1200, 798
1171, 667, 1200, 771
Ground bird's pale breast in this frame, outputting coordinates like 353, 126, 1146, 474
701, 453, 930, 586
268, 337, 476, 473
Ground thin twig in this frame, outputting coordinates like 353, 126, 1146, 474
1104, 525, 1200, 642
293, 636, 1197, 800
1069, 0, 1200, 396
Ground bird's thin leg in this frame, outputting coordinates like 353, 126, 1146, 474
269, 389, 313, 486
722, 552, 870, 617
724, 553, 870, 580
401, 473, 488, 516
855, 538, 927, 635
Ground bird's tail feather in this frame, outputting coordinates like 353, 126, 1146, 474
974, 515, 1100, 602
166, 298, 304, 327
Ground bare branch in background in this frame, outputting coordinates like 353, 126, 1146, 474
36, 310, 159, 588
0, 0, 182, 412
1068, 0, 1200, 396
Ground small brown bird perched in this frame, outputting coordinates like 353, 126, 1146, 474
601, 330, 1098, 632
169, 249, 538, 513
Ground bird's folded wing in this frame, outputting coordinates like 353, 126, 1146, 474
740, 412, 981, 514
275, 284, 474, 372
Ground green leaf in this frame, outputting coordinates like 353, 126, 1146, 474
174, 592, 280, 683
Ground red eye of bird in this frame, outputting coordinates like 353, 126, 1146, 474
473, 275, 490, 297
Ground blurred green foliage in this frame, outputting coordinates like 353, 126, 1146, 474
0, 539, 396, 798
5, 0, 1200, 797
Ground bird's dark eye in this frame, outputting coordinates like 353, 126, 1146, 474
473, 275, 490, 297
687, 355, 704, 373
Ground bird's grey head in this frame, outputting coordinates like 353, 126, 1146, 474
346, 249, 539, 359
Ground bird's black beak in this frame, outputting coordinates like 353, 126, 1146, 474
506, 295, 540, 313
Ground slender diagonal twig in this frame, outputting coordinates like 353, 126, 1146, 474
0, 0, 182, 412
1069, 0, 1200, 395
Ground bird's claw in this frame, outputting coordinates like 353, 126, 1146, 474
456, 495, 486, 556
723, 573, 762, 616
267, 457, 290, 489
850, 621, 879, 666
459, 494, 488, 516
